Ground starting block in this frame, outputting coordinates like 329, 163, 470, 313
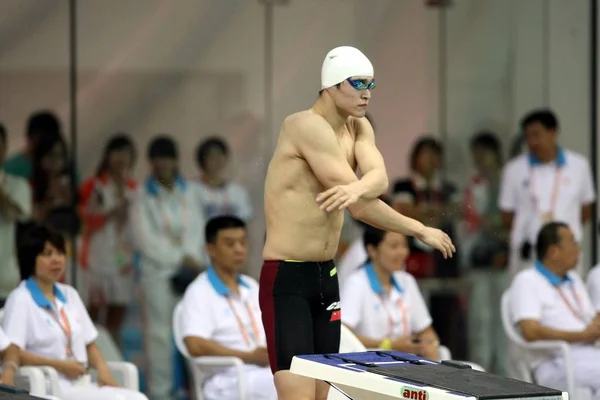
290, 351, 568, 400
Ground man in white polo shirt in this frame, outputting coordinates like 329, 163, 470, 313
499, 109, 596, 275
180, 216, 276, 400
509, 222, 600, 394
0, 123, 32, 306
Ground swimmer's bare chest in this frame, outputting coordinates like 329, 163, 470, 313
263, 119, 358, 261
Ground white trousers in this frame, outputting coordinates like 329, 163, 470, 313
141, 274, 178, 400
60, 383, 149, 400
467, 269, 510, 375
204, 367, 277, 400
535, 347, 600, 398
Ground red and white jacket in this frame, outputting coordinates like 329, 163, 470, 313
78, 173, 137, 274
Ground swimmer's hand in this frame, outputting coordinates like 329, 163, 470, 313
416, 227, 456, 259
316, 183, 363, 212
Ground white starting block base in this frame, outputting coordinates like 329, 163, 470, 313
290, 351, 569, 400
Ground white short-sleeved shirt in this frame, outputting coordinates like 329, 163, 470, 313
341, 264, 432, 340
586, 264, 600, 312
0, 172, 31, 298
2, 278, 98, 383
0, 327, 12, 352
181, 267, 270, 397
131, 177, 206, 279
509, 261, 596, 367
499, 149, 596, 248
337, 238, 367, 291
192, 181, 253, 222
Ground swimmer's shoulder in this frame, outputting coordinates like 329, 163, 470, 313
279, 110, 334, 149
282, 110, 331, 135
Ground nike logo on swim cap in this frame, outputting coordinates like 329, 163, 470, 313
328, 55, 337, 59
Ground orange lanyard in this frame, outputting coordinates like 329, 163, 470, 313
555, 284, 588, 323
379, 295, 409, 338
227, 297, 260, 347
50, 308, 74, 358
529, 166, 562, 214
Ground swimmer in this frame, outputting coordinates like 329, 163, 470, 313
259, 46, 456, 400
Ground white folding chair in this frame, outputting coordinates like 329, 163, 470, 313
172, 301, 248, 400
500, 291, 593, 400
0, 308, 141, 397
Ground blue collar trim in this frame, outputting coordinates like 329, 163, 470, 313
145, 175, 186, 196
207, 266, 250, 296
25, 277, 67, 308
535, 260, 571, 286
528, 148, 566, 167
364, 263, 403, 295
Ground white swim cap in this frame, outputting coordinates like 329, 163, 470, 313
321, 46, 374, 89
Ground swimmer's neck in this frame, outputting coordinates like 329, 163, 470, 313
213, 266, 240, 294
312, 96, 348, 133
371, 262, 393, 293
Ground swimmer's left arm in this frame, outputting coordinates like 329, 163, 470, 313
352, 118, 388, 199
316, 118, 387, 211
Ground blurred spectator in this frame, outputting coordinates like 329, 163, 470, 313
337, 195, 391, 291
181, 216, 276, 400
341, 226, 440, 360
131, 135, 205, 400
78, 134, 138, 346
392, 137, 460, 277
587, 264, 600, 312
499, 109, 596, 275
0, 123, 32, 306
2, 110, 61, 180
462, 131, 509, 374
391, 136, 465, 358
2, 224, 148, 399
508, 222, 600, 393
30, 133, 79, 236
193, 137, 253, 222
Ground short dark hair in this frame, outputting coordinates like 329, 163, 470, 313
410, 136, 443, 171
95, 133, 136, 176
195, 137, 229, 170
26, 111, 61, 140
536, 221, 570, 260
363, 225, 387, 250
147, 135, 178, 160
17, 224, 66, 281
521, 109, 559, 132
0, 122, 6, 144
205, 216, 246, 244
470, 131, 503, 163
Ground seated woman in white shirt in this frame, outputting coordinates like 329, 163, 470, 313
341, 226, 440, 360
2, 225, 148, 400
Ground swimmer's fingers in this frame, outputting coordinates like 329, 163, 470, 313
316, 187, 339, 204
325, 195, 349, 212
